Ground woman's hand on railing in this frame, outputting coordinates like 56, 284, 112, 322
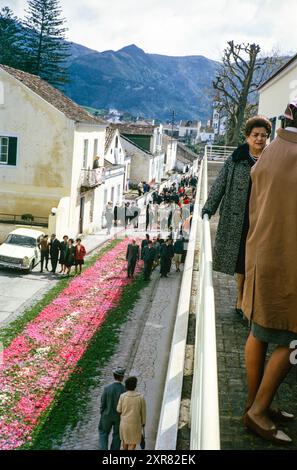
201, 208, 212, 220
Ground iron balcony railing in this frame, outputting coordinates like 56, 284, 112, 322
80, 168, 105, 190
204, 144, 236, 161
0, 213, 48, 227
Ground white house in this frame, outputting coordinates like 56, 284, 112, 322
0, 64, 107, 240
104, 126, 130, 192
101, 160, 125, 226
117, 124, 165, 184
178, 120, 201, 144
161, 133, 177, 173
198, 125, 215, 144
258, 53, 297, 139
212, 102, 227, 137
175, 142, 198, 173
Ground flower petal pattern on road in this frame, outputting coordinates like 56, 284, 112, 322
0, 239, 140, 450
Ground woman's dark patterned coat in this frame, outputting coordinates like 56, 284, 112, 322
202, 143, 252, 275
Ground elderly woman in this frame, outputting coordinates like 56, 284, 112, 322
242, 101, 297, 444
202, 116, 271, 314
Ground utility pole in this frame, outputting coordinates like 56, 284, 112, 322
170, 109, 175, 150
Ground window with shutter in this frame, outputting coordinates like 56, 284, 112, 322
0, 137, 8, 163
0, 136, 17, 165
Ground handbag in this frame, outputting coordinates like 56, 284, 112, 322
140, 428, 145, 449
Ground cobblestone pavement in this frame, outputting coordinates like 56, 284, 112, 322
54, 264, 182, 450
212, 216, 297, 450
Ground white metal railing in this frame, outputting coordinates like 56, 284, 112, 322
190, 155, 220, 449
80, 168, 105, 188
205, 144, 236, 161
155, 168, 200, 450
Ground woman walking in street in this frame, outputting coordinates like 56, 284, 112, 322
64, 238, 75, 276
74, 238, 86, 275
117, 376, 146, 450
202, 116, 271, 315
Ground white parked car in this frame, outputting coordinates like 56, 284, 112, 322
0, 228, 45, 273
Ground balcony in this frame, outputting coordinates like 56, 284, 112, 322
80, 168, 105, 192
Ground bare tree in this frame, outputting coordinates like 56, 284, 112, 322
213, 41, 283, 146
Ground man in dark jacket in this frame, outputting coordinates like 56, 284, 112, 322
113, 203, 118, 227
160, 238, 172, 277
49, 234, 61, 274
142, 241, 156, 281
173, 235, 184, 272
98, 367, 125, 450
141, 234, 150, 260
126, 239, 140, 278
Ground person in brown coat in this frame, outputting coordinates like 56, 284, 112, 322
242, 101, 297, 444
117, 376, 146, 450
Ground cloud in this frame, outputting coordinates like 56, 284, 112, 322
4, 0, 297, 59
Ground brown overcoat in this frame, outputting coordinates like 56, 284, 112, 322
242, 129, 297, 332
117, 391, 146, 445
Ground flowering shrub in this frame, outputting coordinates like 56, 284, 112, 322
0, 239, 140, 450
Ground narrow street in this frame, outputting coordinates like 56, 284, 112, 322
0, 203, 185, 450
53, 266, 182, 450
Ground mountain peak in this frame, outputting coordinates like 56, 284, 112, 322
118, 44, 145, 54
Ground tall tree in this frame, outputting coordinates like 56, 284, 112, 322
23, 0, 70, 86
0, 6, 24, 68
213, 41, 281, 146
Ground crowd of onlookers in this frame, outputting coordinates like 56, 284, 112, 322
38, 173, 197, 279
124, 173, 198, 281
104, 174, 197, 238
38, 234, 86, 275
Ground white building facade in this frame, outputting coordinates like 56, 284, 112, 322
258, 54, 297, 140
0, 64, 107, 240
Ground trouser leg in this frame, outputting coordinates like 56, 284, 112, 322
98, 429, 109, 450
110, 423, 121, 450
40, 252, 44, 271
51, 257, 58, 273
130, 260, 136, 276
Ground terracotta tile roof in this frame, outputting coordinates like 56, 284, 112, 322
176, 142, 198, 162
112, 123, 156, 135
104, 127, 117, 154
180, 120, 199, 127
104, 159, 115, 168
0, 64, 106, 125
104, 159, 123, 170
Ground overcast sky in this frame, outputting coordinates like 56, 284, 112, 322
4, 0, 297, 59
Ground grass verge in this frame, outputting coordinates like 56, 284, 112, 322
0, 238, 121, 348
27, 272, 147, 450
